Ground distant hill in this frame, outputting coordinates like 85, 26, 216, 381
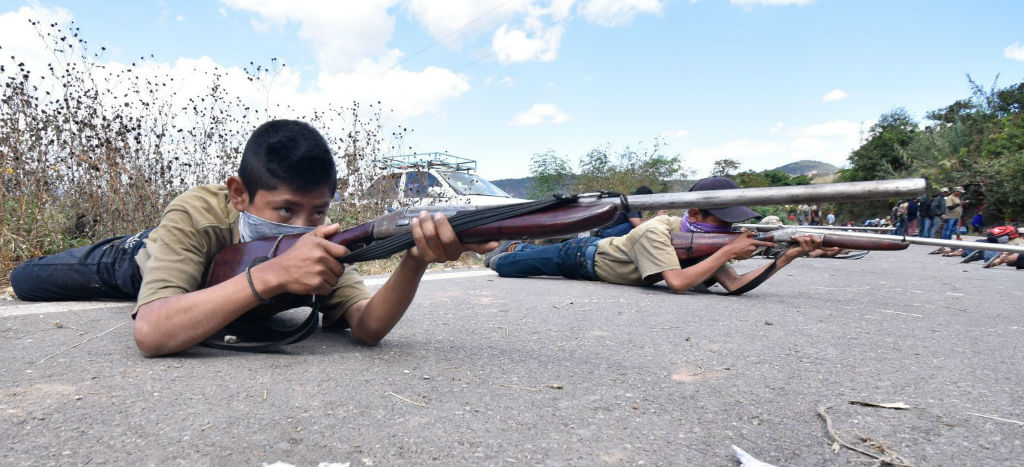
491, 177, 532, 198
772, 160, 838, 176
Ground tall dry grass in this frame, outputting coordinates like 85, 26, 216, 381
1, 20, 415, 285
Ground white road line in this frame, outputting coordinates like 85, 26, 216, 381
1, 269, 498, 317
363, 269, 496, 287
0, 301, 131, 317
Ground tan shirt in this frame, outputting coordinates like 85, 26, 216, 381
942, 194, 962, 220
594, 215, 683, 286
133, 184, 371, 327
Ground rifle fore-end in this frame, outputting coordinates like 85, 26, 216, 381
670, 230, 910, 261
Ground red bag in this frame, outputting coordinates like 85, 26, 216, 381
986, 225, 1020, 243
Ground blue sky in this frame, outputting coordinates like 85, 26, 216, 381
2, 0, 1023, 180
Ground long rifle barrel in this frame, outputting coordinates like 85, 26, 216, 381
734, 224, 895, 232
586, 178, 925, 211
795, 229, 1024, 254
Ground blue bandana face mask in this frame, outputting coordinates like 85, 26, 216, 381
238, 210, 316, 242
680, 211, 732, 233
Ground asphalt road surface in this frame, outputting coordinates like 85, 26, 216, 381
2, 243, 1022, 466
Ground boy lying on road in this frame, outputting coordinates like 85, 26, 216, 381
11, 120, 497, 356
485, 177, 826, 295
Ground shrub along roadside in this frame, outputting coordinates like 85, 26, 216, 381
1, 20, 407, 287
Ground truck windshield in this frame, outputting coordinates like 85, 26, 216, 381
440, 171, 511, 197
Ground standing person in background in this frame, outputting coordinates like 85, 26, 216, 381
971, 208, 984, 234
894, 200, 908, 236
927, 190, 948, 238
917, 193, 932, 239
810, 204, 822, 226
906, 197, 919, 236
941, 186, 964, 240
826, 211, 836, 226
797, 204, 811, 225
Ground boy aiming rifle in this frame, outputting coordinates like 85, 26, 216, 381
485, 177, 829, 294
10, 120, 498, 357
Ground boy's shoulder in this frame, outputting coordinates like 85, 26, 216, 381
162, 184, 236, 228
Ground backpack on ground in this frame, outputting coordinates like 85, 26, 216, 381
986, 225, 1020, 244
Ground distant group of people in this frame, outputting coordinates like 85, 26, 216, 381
878, 186, 972, 239
794, 204, 835, 226
910, 186, 967, 239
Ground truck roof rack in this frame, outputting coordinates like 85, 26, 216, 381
383, 152, 477, 173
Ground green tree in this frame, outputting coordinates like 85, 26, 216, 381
527, 150, 575, 198
575, 139, 686, 194
842, 107, 918, 182
711, 158, 740, 178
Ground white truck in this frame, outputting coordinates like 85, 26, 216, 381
372, 152, 528, 209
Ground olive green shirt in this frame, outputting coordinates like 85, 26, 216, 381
594, 215, 683, 286
133, 184, 371, 327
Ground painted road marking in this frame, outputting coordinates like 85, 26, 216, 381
0, 269, 498, 317
363, 268, 496, 286
0, 301, 130, 317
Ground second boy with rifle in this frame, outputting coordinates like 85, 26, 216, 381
485, 177, 827, 294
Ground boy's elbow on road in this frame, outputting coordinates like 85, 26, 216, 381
132, 320, 164, 358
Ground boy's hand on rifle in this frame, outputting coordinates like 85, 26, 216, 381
408, 211, 500, 264
781, 234, 824, 260
723, 231, 776, 260
262, 223, 349, 297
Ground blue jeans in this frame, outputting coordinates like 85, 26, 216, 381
493, 237, 600, 281
918, 217, 932, 238
941, 218, 959, 240
10, 229, 152, 301
595, 222, 633, 238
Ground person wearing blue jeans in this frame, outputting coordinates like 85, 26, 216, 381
486, 177, 826, 295
11, 228, 154, 301
492, 237, 601, 280
940, 186, 964, 240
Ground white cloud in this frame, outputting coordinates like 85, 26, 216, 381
406, 0, 660, 65
218, 7, 228, 17
0, 5, 75, 73
660, 129, 691, 139
405, 0, 528, 49
731, 0, 815, 6
579, 0, 663, 27
770, 121, 784, 134
175, 14, 185, 22
224, 0, 400, 73
508, 103, 569, 125
1005, 42, 1024, 61
1, 3, 469, 123
821, 88, 848, 102
492, 24, 563, 63
216, 0, 471, 118
497, 76, 516, 87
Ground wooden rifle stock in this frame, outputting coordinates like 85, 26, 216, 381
671, 230, 909, 261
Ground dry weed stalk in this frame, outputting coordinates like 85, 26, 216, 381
1, 20, 408, 284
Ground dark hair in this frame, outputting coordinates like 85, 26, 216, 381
634, 185, 653, 195
238, 120, 337, 200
